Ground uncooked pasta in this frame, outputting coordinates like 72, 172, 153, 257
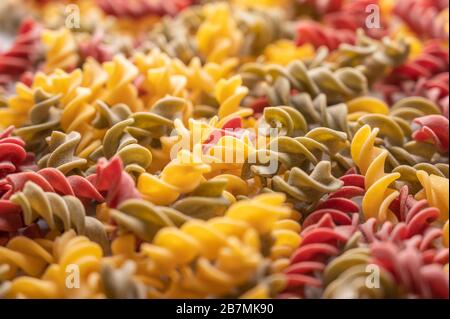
0, 0, 448, 300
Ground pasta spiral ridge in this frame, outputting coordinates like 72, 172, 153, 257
108, 193, 293, 298
271, 161, 344, 210
1, 167, 104, 204
360, 185, 441, 243
6, 230, 105, 298
322, 246, 398, 298
351, 125, 401, 222
13, 89, 62, 156
242, 127, 350, 181
100, 260, 146, 299
281, 169, 365, 298
137, 148, 211, 206
0, 236, 54, 280
334, 30, 410, 85
37, 131, 87, 175
240, 59, 368, 105
1, 0, 448, 300
295, 21, 356, 51
0, 126, 36, 180
9, 181, 109, 252
394, 0, 449, 40
393, 163, 448, 194
369, 238, 449, 298
95, 0, 194, 19
87, 156, 141, 209
0, 18, 41, 87
41, 27, 79, 73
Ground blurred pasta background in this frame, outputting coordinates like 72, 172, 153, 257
0, 0, 448, 299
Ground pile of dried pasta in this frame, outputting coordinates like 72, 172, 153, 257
0, 0, 448, 299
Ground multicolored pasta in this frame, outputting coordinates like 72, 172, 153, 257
0, 0, 448, 300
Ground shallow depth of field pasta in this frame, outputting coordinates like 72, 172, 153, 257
0, 0, 448, 299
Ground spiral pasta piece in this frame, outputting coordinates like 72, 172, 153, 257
351, 125, 400, 222
415, 170, 449, 221
38, 131, 87, 174
138, 148, 211, 206
111, 193, 292, 298
215, 75, 251, 120
196, 3, 243, 63
240, 59, 368, 105
10, 181, 109, 252
282, 170, 365, 298
0, 126, 36, 180
41, 28, 79, 73
322, 246, 398, 298
334, 29, 410, 85
1, 0, 448, 301
0, 18, 41, 86
6, 230, 105, 298
394, 0, 449, 40
0, 236, 53, 281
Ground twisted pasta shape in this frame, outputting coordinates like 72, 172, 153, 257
109, 199, 192, 242
322, 0, 388, 39
1, 66, 94, 132
134, 51, 188, 109
6, 230, 105, 298
38, 131, 87, 174
243, 127, 350, 180
0, 236, 54, 281
412, 115, 449, 153
2, 0, 448, 301
41, 27, 79, 73
295, 21, 355, 51
111, 193, 293, 298
322, 246, 398, 298
351, 125, 400, 222
263, 40, 315, 66
0, 126, 36, 180
196, 3, 243, 63
282, 170, 365, 298
271, 161, 344, 210
360, 185, 441, 242
170, 56, 237, 108
10, 181, 109, 252
369, 239, 449, 298
78, 31, 114, 64
89, 101, 166, 177
170, 178, 232, 219
393, 163, 448, 194
215, 75, 251, 119
1, 167, 103, 204
96, 0, 193, 18
334, 30, 410, 85
87, 156, 141, 209
377, 98, 447, 166
100, 260, 146, 299
240, 59, 368, 105
100, 55, 141, 112
260, 105, 307, 137
0, 18, 41, 86
387, 40, 449, 83
394, 0, 449, 39
138, 149, 211, 206
13, 89, 61, 156
415, 170, 449, 221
